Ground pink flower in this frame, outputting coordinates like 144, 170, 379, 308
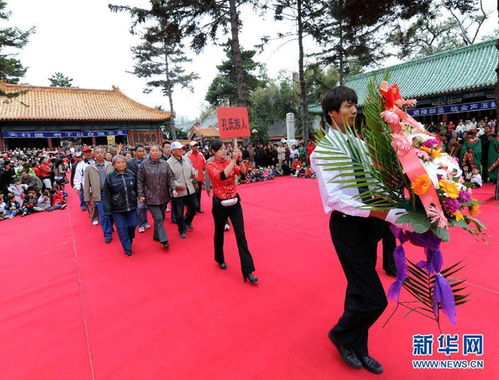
391, 133, 411, 152
416, 149, 430, 161
404, 99, 417, 107
381, 111, 400, 125
428, 204, 448, 229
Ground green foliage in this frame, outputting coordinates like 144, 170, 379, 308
388, 0, 493, 59
397, 212, 432, 234
0, 0, 34, 96
248, 78, 298, 141
49, 72, 73, 87
399, 259, 469, 322
304, 63, 338, 104
205, 40, 265, 106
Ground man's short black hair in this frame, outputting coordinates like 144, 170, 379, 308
321, 86, 358, 125
135, 144, 144, 150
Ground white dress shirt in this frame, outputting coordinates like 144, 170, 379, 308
310, 128, 371, 217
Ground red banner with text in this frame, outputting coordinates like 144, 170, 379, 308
216, 106, 251, 138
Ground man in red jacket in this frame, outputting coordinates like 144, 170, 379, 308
186, 141, 206, 213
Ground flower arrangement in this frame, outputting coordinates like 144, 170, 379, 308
315, 78, 487, 326
378, 81, 485, 240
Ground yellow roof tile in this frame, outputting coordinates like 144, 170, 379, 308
0, 82, 170, 122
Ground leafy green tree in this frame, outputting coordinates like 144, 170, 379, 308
109, 3, 198, 140
205, 40, 265, 106
249, 76, 298, 140
49, 72, 73, 87
389, 0, 494, 59
130, 27, 199, 140
304, 63, 338, 104
156, 0, 258, 109
0, 0, 34, 97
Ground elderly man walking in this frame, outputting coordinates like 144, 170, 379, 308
168, 141, 198, 239
186, 140, 206, 213
137, 144, 177, 249
83, 147, 114, 242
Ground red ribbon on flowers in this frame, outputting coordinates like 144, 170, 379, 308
379, 82, 446, 223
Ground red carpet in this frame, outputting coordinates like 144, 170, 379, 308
0, 177, 497, 379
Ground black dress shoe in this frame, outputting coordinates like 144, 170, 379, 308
124, 250, 132, 256
162, 241, 169, 249
180, 232, 187, 239
359, 355, 383, 374
243, 273, 258, 284
218, 263, 227, 270
105, 237, 112, 244
197, 209, 204, 213
186, 224, 194, 230
328, 331, 362, 369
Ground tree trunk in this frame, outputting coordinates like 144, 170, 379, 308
297, 0, 309, 141
164, 44, 176, 140
228, 0, 247, 107
338, 16, 344, 86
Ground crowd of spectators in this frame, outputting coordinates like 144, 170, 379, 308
1, 115, 497, 220
0, 149, 70, 220
425, 117, 498, 187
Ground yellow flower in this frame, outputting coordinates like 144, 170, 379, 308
412, 174, 432, 196
439, 180, 459, 199
470, 203, 480, 216
452, 211, 464, 221
419, 146, 442, 159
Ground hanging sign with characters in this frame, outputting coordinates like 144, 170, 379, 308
216, 106, 251, 138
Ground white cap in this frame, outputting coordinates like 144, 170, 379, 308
170, 141, 184, 150
189, 141, 199, 147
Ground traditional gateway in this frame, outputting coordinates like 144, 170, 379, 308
0, 82, 170, 150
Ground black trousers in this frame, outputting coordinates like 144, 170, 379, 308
196, 181, 203, 211
329, 211, 387, 357
212, 201, 255, 276
382, 221, 396, 273
172, 193, 198, 234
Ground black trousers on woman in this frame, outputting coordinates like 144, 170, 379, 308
329, 211, 387, 357
212, 201, 255, 276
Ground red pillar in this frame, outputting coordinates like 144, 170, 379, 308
92, 136, 97, 146
47, 138, 53, 149
128, 130, 134, 146
0, 128, 4, 151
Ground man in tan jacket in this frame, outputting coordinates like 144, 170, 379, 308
167, 141, 198, 239
84, 147, 114, 243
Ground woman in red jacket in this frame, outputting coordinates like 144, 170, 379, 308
39, 158, 53, 189
206, 140, 258, 284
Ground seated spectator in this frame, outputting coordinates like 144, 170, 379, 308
20, 170, 43, 192
291, 156, 303, 171
470, 168, 483, 188
20, 190, 38, 217
8, 178, 27, 206
33, 191, 52, 212
46, 188, 67, 212
0, 195, 5, 221
5, 194, 20, 219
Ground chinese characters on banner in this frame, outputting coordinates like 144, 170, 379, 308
216, 107, 251, 139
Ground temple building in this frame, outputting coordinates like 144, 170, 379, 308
0, 82, 170, 150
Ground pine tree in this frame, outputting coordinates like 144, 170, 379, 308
130, 26, 199, 140
49, 72, 74, 87
0, 0, 34, 97
109, 3, 198, 140
205, 40, 265, 106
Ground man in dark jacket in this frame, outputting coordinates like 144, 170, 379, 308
137, 144, 177, 248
